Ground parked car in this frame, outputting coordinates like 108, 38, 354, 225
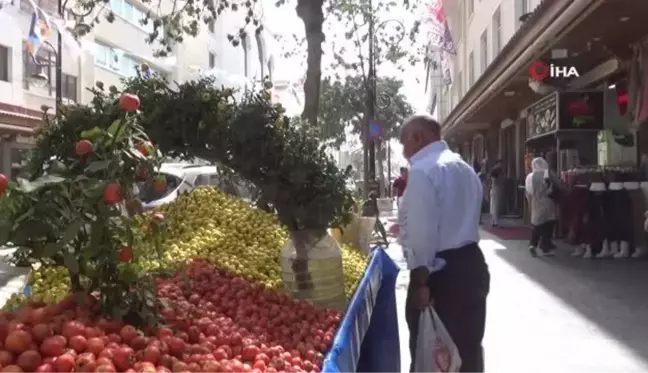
139, 164, 252, 210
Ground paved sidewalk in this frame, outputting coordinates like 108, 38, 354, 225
0, 248, 30, 308
382, 216, 648, 372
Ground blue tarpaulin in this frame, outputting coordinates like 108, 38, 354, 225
322, 248, 401, 372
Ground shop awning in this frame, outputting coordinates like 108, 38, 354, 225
441, 0, 648, 137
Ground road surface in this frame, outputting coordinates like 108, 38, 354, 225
386, 227, 648, 372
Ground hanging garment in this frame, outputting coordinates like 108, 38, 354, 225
628, 43, 643, 126
567, 187, 590, 245
604, 189, 633, 243
629, 189, 646, 249
587, 191, 607, 253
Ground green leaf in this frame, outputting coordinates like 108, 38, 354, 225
63, 251, 79, 274
17, 175, 66, 193
80, 127, 103, 140
89, 221, 104, 251
42, 243, 60, 258
85, 160, 112, 173
61, 220, 83, 246
106, 119, 127, 144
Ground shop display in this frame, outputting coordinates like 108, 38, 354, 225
561, 166, 646, 259
0, 260, 339, 373
0, 77, 391, 373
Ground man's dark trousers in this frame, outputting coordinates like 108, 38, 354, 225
405, 243, 490, 372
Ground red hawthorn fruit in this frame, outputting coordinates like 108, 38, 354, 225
103, 183, 124, 205
75, 140, 94, 157
119, 246, 134, 262
119, 94, 140, 112
0, 173, 8, 195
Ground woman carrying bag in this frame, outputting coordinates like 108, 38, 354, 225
524, 157, 566, 257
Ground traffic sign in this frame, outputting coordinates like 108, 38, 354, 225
369, 120, 383, 139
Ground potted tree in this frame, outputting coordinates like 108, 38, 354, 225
119, 75, 355, 308
0, 89, 162, 324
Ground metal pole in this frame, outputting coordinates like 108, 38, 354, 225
387, 140, 391, 196
367, 0, 377, 196
55, 0, 63, 118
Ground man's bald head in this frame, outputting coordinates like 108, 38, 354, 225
399, 114, 442, 159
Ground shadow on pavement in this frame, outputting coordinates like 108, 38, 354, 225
488, 230, 648, 363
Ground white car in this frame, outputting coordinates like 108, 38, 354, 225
139, 164, 252, 210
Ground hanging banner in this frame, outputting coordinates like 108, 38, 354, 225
423, 0, 456, 55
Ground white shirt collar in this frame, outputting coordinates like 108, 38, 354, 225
409, 140, 448, 166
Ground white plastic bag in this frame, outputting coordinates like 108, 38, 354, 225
413, 306, 462, 372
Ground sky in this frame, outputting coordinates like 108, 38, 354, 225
263, 0, 430, 113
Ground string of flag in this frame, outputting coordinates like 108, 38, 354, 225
423, 0, 455, 86
1, 0, 174, 73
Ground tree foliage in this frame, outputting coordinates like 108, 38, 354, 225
119, 74, 354, 233
0, 88, 161, 324
318, 75, 413, 147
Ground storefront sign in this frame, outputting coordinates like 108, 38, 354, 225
558, 91, 604, 131
526, 92, 558, 139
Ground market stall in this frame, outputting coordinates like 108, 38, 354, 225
0, 75, 402, 373
323, 248, 401, 373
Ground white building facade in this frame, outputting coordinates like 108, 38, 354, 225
432, 0, 542, 122
0, 0, 299, 178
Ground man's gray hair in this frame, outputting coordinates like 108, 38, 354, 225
399, 114, 441, 141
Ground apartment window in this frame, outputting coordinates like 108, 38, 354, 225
20, 0, 56, 14
60, 74, 78, 102
516, 0, 530, 29
209, 53, 215, 69
22, 48, 77, 101
480, 30, 488, 71
0, 45, 8, 82
456, 71, 463, 97
110, 0, 155, 33
23, 48, 53, 92
94, 43, 152, 77
492, 7, 502, 55
468, 51, 475, 86
467, 0, 474, 18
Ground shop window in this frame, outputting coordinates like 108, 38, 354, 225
0, 45, 8, 82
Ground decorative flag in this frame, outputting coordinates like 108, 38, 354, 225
24, 0, 52, 57
441, 51, 452, 86
424, 0, 456, 55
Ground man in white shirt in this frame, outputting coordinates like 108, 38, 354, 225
399, 114, 490, 372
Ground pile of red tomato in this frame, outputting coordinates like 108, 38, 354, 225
0, 260, 341, 372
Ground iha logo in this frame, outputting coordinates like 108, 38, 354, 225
529, 60, 579, 81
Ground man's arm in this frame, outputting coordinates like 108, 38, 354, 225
400, 168, 440, 287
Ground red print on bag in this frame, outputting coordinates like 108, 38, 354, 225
434, 338, 452, 372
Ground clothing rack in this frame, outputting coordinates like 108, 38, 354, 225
561, 166, 639, 188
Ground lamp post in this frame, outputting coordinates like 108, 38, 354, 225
362, 0, 404, 197
28, 0, 91, 117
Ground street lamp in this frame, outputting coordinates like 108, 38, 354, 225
27, 1, 91, 117
363, 0, 405, 197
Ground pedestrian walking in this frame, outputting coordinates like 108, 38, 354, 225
393, 167, 408, 208
525, 157, 565, 257
398, 114, 490, 372
489, 160, 504, 227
